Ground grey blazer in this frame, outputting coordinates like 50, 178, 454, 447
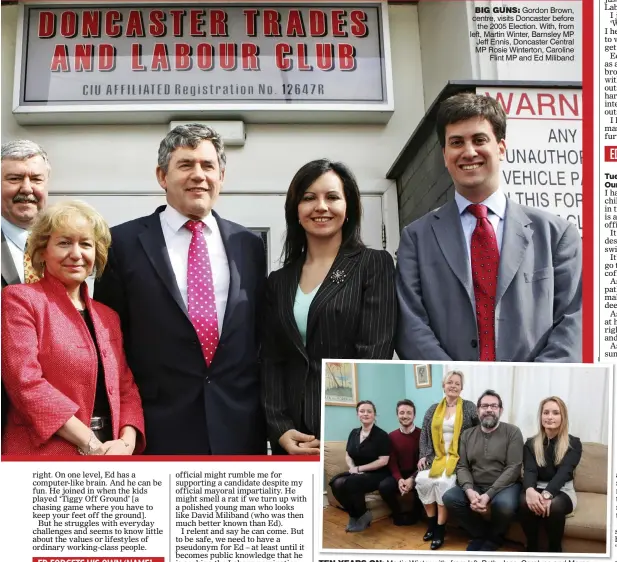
1, 230, 20, 288
395, 199, 582, 362
419, 399, 479, 467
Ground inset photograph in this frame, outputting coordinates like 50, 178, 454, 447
321, 362, 610, 555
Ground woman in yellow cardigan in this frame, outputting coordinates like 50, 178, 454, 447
416, 371, 479, 550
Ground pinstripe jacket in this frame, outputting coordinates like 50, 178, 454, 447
419, 399, 479, 466
261, 247, 397, 448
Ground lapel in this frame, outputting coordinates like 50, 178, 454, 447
277, 258, 307, 359
214, 211, 242, 340
137, 207, 189, 318
430, 201, 474, 304
1, 229, 21, 287
306, 247, 363, 340
495, 200, 532, 304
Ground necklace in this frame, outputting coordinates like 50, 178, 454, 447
446, 401, 457, 407
360, 425, 372, 438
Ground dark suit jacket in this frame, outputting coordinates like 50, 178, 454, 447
94, 206, 267, 455
261, 247, 396, 448
396, 199, 582, 362
1, 229, 22, 435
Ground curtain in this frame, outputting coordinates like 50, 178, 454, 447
444, 364, 611, 445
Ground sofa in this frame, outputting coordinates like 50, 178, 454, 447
323, 440, 607, 553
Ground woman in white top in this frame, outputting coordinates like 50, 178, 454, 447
416, 371, 479, 549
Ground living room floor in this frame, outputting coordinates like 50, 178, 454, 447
322, 506, 525, 552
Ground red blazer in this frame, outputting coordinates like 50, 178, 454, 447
1, 273, 145, 455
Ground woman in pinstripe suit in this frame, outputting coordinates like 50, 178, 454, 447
261, 159, 397, 455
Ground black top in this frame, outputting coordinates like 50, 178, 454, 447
523, 435, 582, 497
261, 248, 397, 446
346, 425, 390, 471
79, 308, 110, 418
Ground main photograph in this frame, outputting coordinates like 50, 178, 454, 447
1, 1, 583, 458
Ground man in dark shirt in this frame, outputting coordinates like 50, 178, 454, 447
443, 389, 523, 551
378, 399, 422, 525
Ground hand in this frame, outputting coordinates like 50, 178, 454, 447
298, 438, 320, 451
101, 439, 134, 456
539, 496, 552, 518
525, 488, 546, 516
417, 457, 428, 470
398, 478, 409, 495
475, 493, 490, 512
279, 430, 320, 455
349, 466, 360, 474
466, 489, 484, 512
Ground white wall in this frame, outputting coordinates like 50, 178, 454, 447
2, 4, 428, 255
2, 4, 422, 205
418, 1, 474, 110
419, 0, 582, 110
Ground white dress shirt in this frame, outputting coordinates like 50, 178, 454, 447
1, 217, 29, 283
455, 189, 506, 272
160, 205, 229, 336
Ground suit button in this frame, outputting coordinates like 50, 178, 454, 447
470, 339, 478, 348
192, 341, 200, 347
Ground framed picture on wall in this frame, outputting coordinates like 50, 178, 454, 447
325, 362, 358, 406
414, 364, 432, 388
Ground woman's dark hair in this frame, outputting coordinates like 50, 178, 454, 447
282, 159, 364, 266
356, 400, 376, 413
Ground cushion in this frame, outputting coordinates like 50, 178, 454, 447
564, 492, 607, 541
574, 443, 608, 494
324, 441, 347, 480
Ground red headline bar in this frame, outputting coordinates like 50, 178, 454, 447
33, 558, 164, 562
605, 146, 617, 162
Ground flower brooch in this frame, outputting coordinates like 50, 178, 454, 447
330, 269, 347, 284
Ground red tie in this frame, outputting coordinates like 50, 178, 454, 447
185, 220, 219, 366
467, 204, 499, 361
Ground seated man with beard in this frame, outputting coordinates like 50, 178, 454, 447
442, 390, 523, 551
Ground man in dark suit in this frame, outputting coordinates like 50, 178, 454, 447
1, 140, 50, 434
396, 93, 582, 362
95, 124, 267, 454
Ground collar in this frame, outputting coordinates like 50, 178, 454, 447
399, 425, 416, 435
455, 189, 507, 220
359, 423, 374, 435
1, 217, 29, 251
160, 204, 218, 234
40, 269, 93, 305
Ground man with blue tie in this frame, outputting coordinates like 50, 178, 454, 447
396, 93, 582, 362
95, 124, 267, 454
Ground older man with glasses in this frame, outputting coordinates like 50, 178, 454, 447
442, 389, 524, 551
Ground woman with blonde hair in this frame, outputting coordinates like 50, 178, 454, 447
520, 396, 582, 552
2, 201, 145, 455
415, 370, 479, 550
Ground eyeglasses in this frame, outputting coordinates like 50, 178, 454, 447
479, 403, 501, 410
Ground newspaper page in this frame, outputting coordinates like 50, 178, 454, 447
0, 0, 605, 562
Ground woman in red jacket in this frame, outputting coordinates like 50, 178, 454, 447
2, 200, 145, 456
